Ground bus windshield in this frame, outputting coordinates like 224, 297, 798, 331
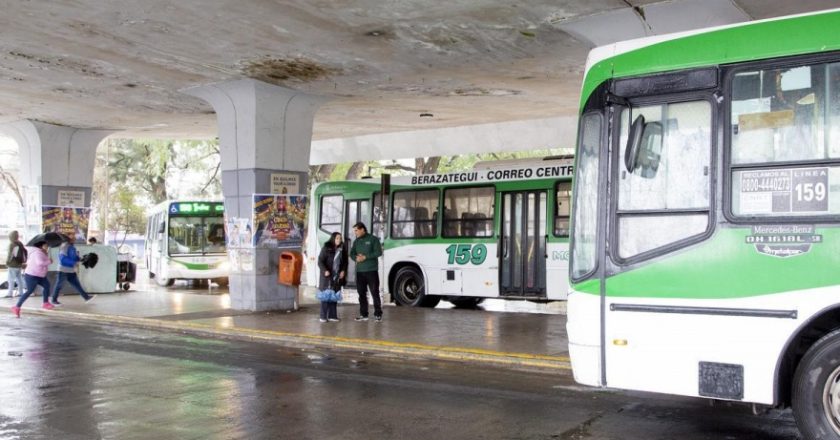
168, 215, 226, 255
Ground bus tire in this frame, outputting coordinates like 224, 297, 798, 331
214, 277, 229, 287
448, 297, 483, 308
393, 267, 437, 307
156, 276, 174, 287
792, 328, 840, 439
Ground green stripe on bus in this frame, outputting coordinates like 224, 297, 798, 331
169, 259, 212, 271
574, 228, 840, 299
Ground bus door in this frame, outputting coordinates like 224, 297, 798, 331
500, 190, 547, 297
343, 199, 371, 287
603, 98, 713, 390
152, 213, 166, 276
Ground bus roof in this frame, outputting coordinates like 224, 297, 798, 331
580, 8, 840, 109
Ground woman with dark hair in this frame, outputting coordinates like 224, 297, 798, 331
317, 232, 348, 322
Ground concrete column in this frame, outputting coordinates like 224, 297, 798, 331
184, 79, 326, 312
0, 120, 112, 239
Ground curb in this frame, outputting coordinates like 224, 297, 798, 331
13, 307, 571, 372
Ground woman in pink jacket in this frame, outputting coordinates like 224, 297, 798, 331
11, 241, 54, 318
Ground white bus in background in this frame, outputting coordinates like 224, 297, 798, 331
144, 200, 229, 287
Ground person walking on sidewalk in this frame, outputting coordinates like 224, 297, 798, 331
5, 230, 27, 298
349, 222, 383, 322
11, 241, 52, 317
317, 232, 348, 323
50, 239, 96, 306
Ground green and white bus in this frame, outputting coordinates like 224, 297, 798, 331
566, 8, 840, 438
307, 158, 574, 307
144, 200, 230, 287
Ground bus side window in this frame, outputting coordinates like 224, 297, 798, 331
319, 195, 343, 234
442, 186, 494, 238
555, 182, 572, 237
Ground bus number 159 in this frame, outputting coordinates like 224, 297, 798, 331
445, 244, 488, 265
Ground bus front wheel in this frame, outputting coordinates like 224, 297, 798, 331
156, 275, 175, 287
393, 267, 439, 308
793, 328, 840, 439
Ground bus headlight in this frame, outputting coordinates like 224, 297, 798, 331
218, 261, 231, 271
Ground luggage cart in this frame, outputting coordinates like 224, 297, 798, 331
116, 253, 137, 291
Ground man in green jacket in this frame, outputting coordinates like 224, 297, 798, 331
349, 222, 383, 322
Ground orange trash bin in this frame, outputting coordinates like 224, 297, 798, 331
278, 251, 303, 286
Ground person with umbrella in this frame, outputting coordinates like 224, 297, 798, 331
51, 236, 96, 305
11, 240, 53, 317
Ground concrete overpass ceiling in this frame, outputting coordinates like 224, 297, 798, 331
0, 1, 837, 144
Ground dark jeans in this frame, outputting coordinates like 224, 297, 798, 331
356, 271, 382, 318
52, 272, 92, 301
16, 274, 50, 307
320, 301, 338, 320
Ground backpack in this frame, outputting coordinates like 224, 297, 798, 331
6, 243, 27, 267
81, 252, 99, 269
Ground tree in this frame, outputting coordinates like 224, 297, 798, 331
108, 138, 171, 204
0, 141, 23, 207
108, 185, 147, 241
91, 138, 222, 235
345, 162, 366, 180
0, 162, 23, 207
415, 157, 441, 174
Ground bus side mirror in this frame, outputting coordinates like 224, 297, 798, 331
625, 114, 645, 173
158, 223, 165, 234
637, 121, 663, 178
625, 116, 663, 179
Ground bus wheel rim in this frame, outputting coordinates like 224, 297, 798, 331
400, 276, 421, 301
822, 364, 840, 435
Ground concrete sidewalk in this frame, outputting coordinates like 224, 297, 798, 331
1, 286, 570, 372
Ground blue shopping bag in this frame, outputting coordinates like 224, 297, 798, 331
316, 289, 342, 303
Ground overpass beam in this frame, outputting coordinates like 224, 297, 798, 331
0, 120, 112, 241
184, 79, 326, 312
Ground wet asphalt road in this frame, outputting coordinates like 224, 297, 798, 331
0, 317, 800, 440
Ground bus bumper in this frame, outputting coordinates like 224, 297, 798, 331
167, 262, 230, 281
566, 290, 603, 387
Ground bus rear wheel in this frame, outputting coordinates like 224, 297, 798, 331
393, 267, 439, 308
793, 329, 840, 439
214, 277, 229, 287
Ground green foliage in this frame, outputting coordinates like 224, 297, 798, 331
109, 185, 147, 234
91, 138, 222, 235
